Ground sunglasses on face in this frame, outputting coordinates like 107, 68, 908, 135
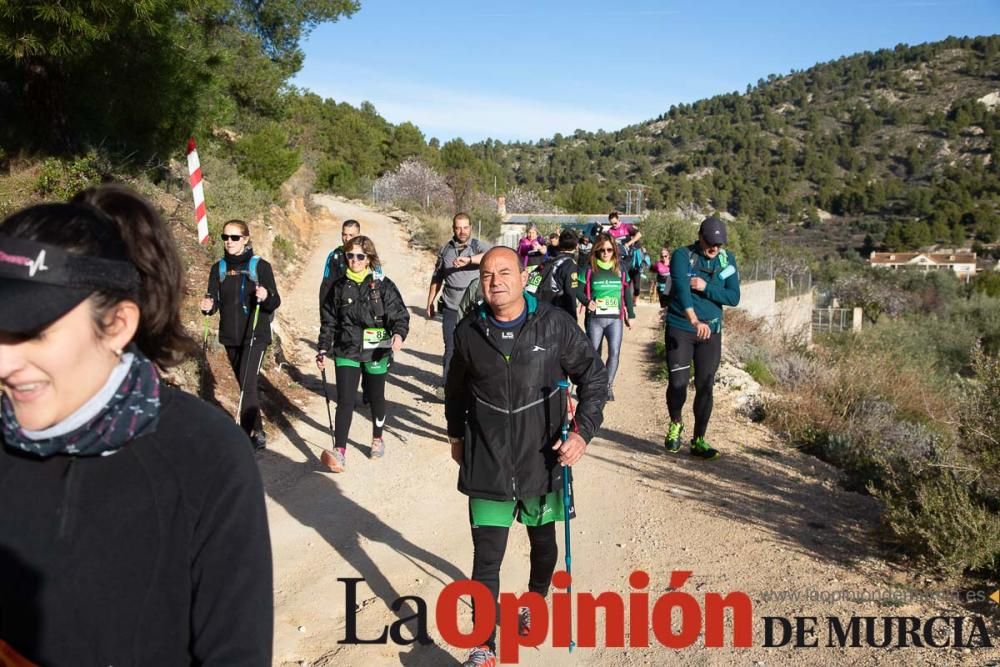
220, 234, 245, 241
597, 247, 614, 254
345, 252, 368, 261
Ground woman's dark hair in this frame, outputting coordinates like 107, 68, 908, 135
222, 219, 250, 236
0, 184, 197, 367
588, 232, 622, 275
345, 235, 381, 273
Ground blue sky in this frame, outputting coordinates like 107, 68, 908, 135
293, 0, 999, 143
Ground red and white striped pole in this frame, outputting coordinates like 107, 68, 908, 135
187, 137, 209, 245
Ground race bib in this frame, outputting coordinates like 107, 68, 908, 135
595, 297, 619, 315
525, 270, 544, 294
363, 327, 392, 350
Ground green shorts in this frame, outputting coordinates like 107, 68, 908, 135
469, 490, 572, 528
334, 355, 390, 375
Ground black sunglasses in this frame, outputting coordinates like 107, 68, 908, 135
345, 252, 368, 260
220, 234, 245, 241
597, 247, 615, 254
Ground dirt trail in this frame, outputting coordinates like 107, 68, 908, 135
257, 196, 998, 666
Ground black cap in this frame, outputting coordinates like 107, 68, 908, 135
699, 217, 728, 245
0, 235, 139, 334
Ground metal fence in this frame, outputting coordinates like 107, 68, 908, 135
742, 258, 813, 300
812, 307, 858, 334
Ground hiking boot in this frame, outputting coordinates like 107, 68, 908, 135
607, 385, 615, 402
321, 448, 346, 473
664, 422, 683, 454
462, 645, 497, 667
690, 436, 720, 460
370, 436, 385, 459
251, 430, 267, 451
518, 608, 532, 636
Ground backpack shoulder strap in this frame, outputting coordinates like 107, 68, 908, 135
248, 255, 260, 283
218, 258, 227, 281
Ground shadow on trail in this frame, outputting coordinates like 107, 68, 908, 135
590, 424, 880, 567
256, 383, 466, 665
269, 354, 446, 447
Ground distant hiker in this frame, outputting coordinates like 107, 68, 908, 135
577, 231, 594, 266
525, 228, 580, 322
663, 216, 741, 459
318, 218, 360, 314
651, 244, 672, 307
201, 219, 281, 450
628, 240, 650, 300
317, 235, 408, 471
516, 223, 546, 269
576, 233, 635, 401
606, 210, 641, 258
317, 219, 371, 402
544, 230, 560, 260
426, 212, 491, 399
445, 247, 607, 667
0, 185, 272, 665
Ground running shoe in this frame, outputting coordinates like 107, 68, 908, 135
321, 448, 346, 472
462, 645, 497, 667
664, 422, 683, 454
518, 608, 531, 636
690, 436, 720, 460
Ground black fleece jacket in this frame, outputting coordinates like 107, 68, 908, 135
318, 273, 409, 362
0, 387, 273, 666
205, 248, 281, 346
445, 296, 608, 501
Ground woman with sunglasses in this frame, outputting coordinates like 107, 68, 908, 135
651, 244, 673, 307
316, 236, 408, 471
576, 232, 635, 401
200, 220, 281, 450
0, 186, 272, 665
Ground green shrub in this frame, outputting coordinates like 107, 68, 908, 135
234, 122, 300, 194
878, 473, 1000, 577
744, 356, 776, 386
272, 235, 295, 265
198, 154, 272, 255
35, 152, 105, 199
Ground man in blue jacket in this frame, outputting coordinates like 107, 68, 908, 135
664, 217, 741, 459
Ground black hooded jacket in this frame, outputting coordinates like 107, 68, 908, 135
445, 296, 608, 501
205, 248, 281, 346
318, 272, 409, 362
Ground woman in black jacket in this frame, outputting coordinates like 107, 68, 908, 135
0, 186, 272, 666
200, 220, 281, 449
316, 235, 408, 471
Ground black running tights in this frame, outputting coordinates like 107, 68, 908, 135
665, 327, 722, 438
470, 521, 558, 651
334, 364, 386, 447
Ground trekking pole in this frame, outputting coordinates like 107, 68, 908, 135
558, 378, 577, 653
202, 314, 210, 353
236, 304, 261, 425
318, 366, 342, 472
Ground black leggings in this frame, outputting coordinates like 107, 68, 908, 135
665, 327, 722, 438
470, 522, 558, 652
334, 364, 387, 447
225, 342, 267, 439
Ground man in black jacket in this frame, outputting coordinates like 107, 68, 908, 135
445, 247, 607, 666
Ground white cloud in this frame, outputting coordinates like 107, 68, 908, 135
294, 66, 641, 142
